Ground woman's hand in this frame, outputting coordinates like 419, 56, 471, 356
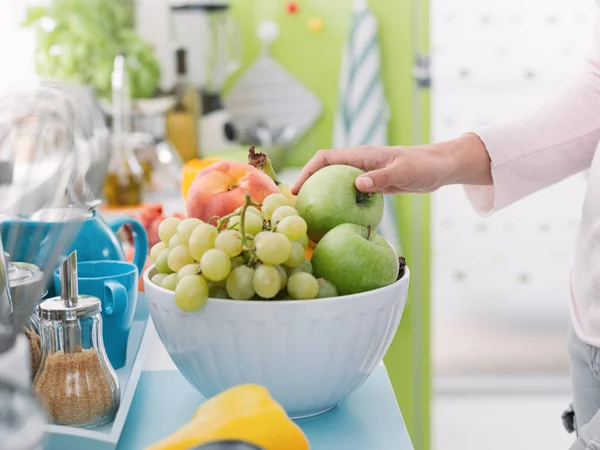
291, 133, 492, 195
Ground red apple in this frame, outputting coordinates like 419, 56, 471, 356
186, 160, 279, 223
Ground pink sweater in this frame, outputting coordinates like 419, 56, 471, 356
465, 10, 600, 347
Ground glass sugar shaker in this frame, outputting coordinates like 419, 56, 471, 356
33, 251, 119, 428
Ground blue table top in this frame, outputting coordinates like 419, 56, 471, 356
118, 365, 413, 450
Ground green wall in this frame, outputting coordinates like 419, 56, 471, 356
226, 1, 431, 448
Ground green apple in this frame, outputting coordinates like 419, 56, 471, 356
295, 165, 384, 242
311, 223, 399, 295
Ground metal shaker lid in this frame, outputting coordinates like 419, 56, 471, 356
39, 251, 100, 321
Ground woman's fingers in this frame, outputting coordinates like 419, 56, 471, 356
291, 148, 368, 194
355, 166, 396, 193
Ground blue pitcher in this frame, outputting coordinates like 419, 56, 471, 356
0, 207, 148, 297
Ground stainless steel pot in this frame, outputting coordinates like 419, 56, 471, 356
0, 246, 16, 355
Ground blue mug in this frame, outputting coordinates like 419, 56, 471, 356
54, 260, 138, 370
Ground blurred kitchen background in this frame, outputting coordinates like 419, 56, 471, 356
0, 0, 597, 449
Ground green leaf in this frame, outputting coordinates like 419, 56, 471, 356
25, 0, 160, 99
22, 6, 49, 26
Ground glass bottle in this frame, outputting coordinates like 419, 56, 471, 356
33, 252, 119, 428
166, 48, 201, 162
104, 53, 144, 207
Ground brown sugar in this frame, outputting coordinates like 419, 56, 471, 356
33, 349, 116, 427
24, 325, 41, 380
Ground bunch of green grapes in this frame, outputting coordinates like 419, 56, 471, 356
149, 193, 338, 312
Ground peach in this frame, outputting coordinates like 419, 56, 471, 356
186, 160, 279, 223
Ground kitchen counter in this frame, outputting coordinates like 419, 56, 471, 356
118, 359, 413, 449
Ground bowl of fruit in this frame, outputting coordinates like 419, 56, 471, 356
143, 149, 409, 419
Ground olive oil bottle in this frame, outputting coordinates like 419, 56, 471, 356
166, 48, 201, 162
104, 53, 144, 207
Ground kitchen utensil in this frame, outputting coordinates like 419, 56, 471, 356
7, 259, 46, 333
35, 251, 120, 428
169, 2, 241, 153
6, 258, 50, 382
0, 247, 15, 355
169, 1, 241, 93
0, 379, 47, 450
0, 206, 148, 298
143, 266, 409, 419
224, 21, 322, 149
0, 82, 110, 318
0, 82, 110, 212
52, 261, 138, 370
0, 81, 109, 436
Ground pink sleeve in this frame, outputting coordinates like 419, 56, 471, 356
465, 22, 600, 216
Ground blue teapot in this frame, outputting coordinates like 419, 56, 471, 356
0, 207, 148, 297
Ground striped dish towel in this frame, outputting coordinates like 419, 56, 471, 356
332, 0, 401, 253
333, 0, 390, 149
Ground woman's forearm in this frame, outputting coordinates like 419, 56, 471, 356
435, 133, 493, 187
458, 51, 600, 215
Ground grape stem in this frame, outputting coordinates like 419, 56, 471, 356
239, 195, 258, 265
239, 193, 251, 246
215, 197, 260, 230
366, 225, 372, 240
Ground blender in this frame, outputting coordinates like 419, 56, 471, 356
169, 1, 241, 154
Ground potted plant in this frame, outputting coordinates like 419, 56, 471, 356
22, 0, 167, 114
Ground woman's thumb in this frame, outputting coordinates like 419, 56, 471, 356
355, 168, 392, 193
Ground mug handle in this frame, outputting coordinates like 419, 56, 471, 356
109, 217, 149, 277
103, 281, 128, 315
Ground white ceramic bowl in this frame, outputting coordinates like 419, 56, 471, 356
144, 266, 409, 419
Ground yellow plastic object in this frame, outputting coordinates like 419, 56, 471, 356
146, 384, 309, 450
181, 158, 221, 200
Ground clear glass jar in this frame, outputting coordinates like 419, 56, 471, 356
0, 379, 46, 450
33, 253, 119, 428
